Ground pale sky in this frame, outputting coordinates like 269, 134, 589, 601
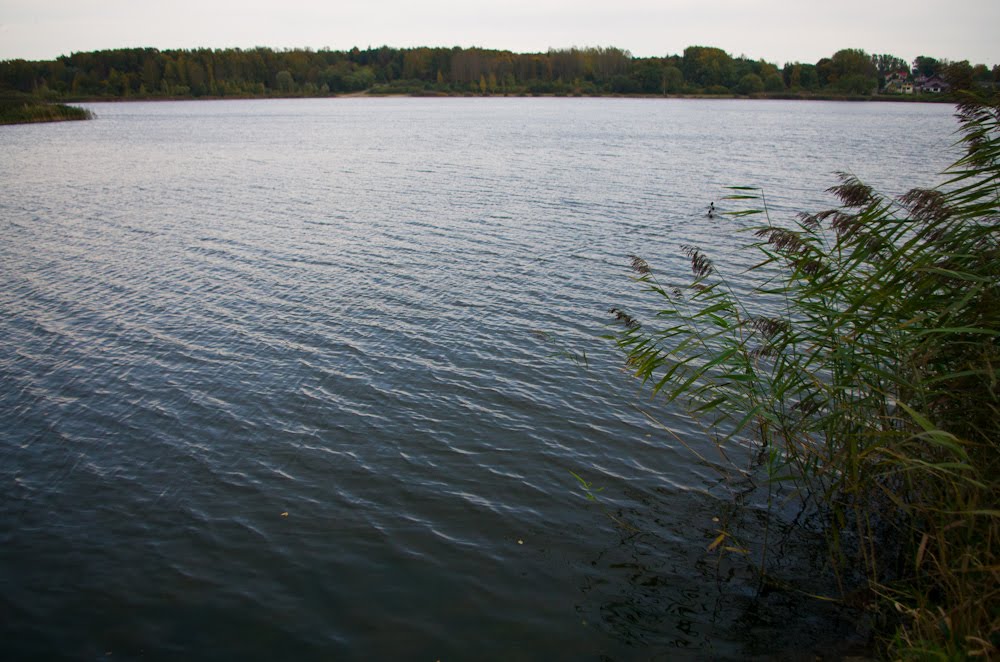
1, 0, 997, 67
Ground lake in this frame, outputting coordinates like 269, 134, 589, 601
1, 98, 957, 659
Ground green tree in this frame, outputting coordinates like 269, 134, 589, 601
186, 59, 207, 96
402, 48, 431, 79
763, 73, 784, 93
345, 66, 375, 91
837, 74, 876, 94
107, 68, 127, 96
943, 60, 975, 91
871, 52, 909, 88
912, 55, 941, 78
682, 46, 734, 88
633, 60, 665, 94
142, 56, 162, 92
829, 48, 877, 92
756, 59, 779, 81
815, 57, 833, 87
163, 59, 181, 89
972, 63, 991, 84
736, 72, 764, 95
275, 70, 294, 93
662, 65, 684, 93
783, 62, 818, 91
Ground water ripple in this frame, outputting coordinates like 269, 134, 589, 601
0, 97, 955, 659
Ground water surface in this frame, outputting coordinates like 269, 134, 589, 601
1, 98, 956, 659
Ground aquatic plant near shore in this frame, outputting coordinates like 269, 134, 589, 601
0, 94, 93, 124
608, 94, 999, 657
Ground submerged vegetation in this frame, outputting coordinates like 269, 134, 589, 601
0, 92, 92, 124
0, 45, 995, 101
609, 94, 999, 657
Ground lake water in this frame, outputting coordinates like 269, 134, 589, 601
1, 98, 957, 660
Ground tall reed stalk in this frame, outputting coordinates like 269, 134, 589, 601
609, 95, 999, 657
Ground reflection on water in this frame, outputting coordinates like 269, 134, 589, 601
578, 461, 874, 658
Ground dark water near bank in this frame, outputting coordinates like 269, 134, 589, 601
1, 98, 955, 660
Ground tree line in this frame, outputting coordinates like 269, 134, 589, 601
1, 44, 997, 100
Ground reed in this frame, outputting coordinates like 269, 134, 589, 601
0, 92, 93, 124
609, 94, 999, 657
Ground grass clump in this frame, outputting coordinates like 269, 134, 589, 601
608, 94, 999, 657
0, 91, 93, 125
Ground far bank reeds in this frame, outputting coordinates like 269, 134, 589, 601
609, 94, 999, 657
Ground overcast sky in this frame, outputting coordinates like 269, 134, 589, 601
1, 0, 997, 67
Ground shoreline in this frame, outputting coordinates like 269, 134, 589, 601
60, 91, 954, 104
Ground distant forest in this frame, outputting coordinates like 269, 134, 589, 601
2, 45, 997, 100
